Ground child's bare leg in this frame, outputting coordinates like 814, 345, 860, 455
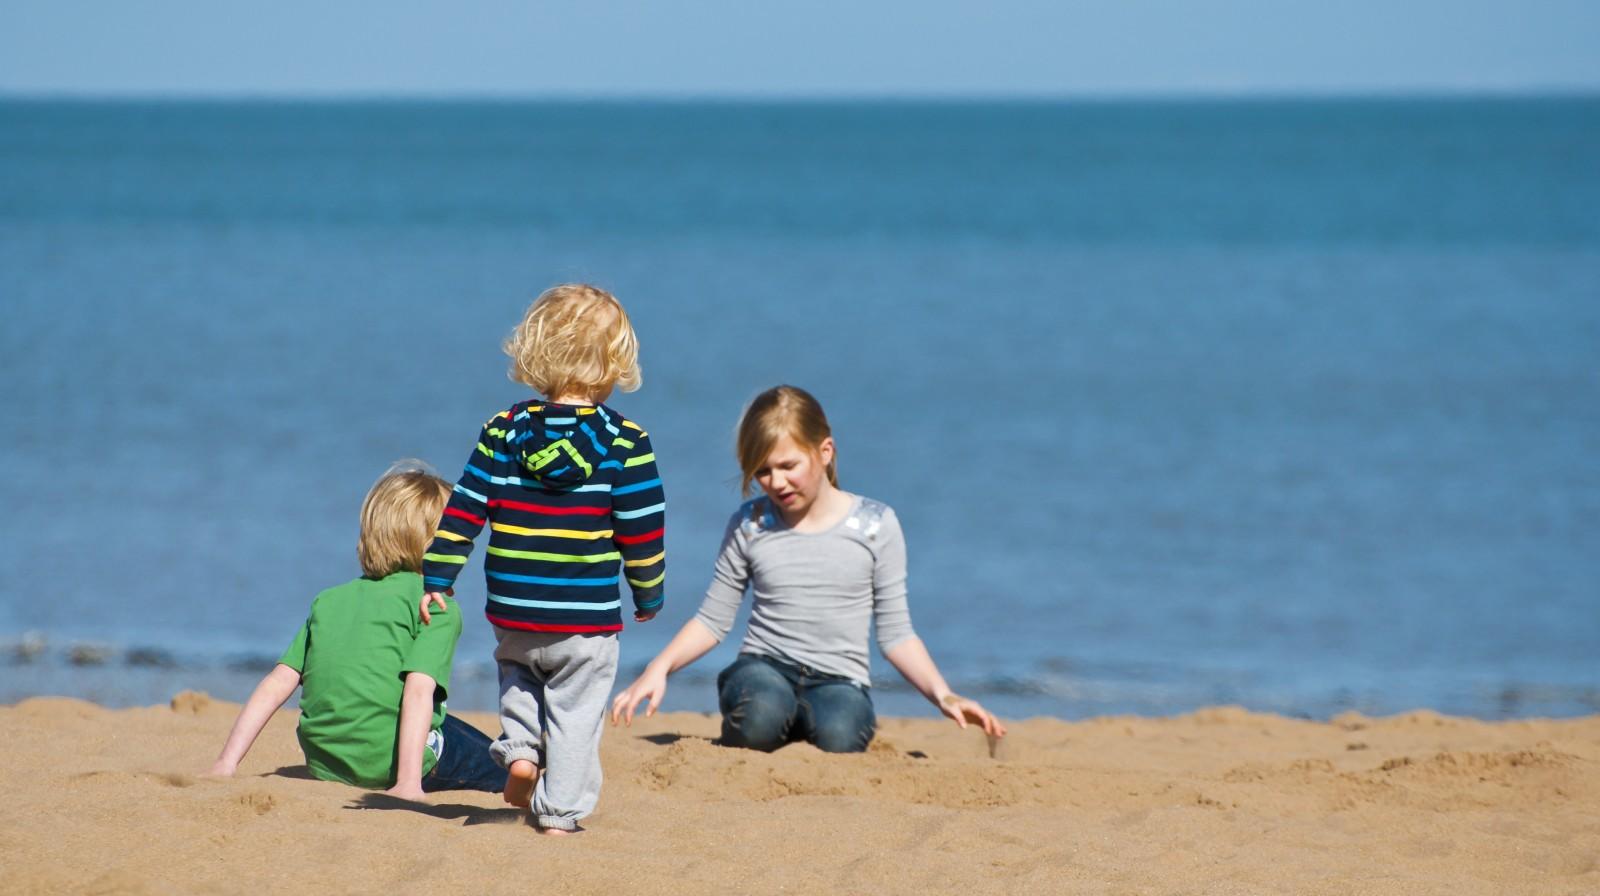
504, 759, 538, 809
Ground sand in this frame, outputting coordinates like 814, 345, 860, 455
2, 694, 1597, 895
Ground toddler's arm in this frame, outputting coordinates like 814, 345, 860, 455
385, 671, 437, 801
611, 425, 666, 621
419, 417, 504, 623
207, 663, 301, 776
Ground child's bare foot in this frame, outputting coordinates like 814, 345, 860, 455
504, 759, 538, 809
537, 826, 577, 837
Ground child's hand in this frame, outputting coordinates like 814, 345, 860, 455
634, 608, 658, 623
937, 693, 1008, 738
384, 781, 427, 802
205, 759, 237, 777
419, 589, 452, 625
609, 668, 667, 727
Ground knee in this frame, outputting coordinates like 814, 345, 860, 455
722, 696, 792, 751
806, 687, 875, 754
811, 722, 872, 753
718, 661, 796, 752
809, 712, 874, 753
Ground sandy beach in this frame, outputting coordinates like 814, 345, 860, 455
1, 694, 1595, 895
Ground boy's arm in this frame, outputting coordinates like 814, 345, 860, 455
611, 425, 665, 621
207, 663, 301, 776
391, 593, 462, 798
385, 671, 437, 801
421, 416, 503, 622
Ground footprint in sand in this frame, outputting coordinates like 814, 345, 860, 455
236, 791, 276, 815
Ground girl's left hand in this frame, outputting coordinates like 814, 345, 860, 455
939, 693, 1007, 738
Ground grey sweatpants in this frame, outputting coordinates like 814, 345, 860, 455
488, 627, 619, 831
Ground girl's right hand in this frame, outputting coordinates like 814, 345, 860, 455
609, 668, 667, 727
419, 589, 452, 625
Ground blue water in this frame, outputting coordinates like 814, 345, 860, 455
2, 98, 1597, 720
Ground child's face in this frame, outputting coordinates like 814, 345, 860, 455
755, 434, 834, 520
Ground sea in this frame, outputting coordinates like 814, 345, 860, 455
1, 97, 1596, 721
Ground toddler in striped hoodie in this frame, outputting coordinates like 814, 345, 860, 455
420, 283, 665, 834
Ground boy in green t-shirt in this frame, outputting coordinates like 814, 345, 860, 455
208, 463, 506, 799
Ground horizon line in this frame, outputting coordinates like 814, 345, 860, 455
3, 85, 1599, 104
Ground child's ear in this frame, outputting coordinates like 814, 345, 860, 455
818, 437, 836, 466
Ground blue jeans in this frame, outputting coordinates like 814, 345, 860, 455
421, 714, 508, 793
717, 653, 876, 753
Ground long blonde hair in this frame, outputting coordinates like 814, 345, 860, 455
503, 283, 642, 401
357, 461, 452, 579
736, 385, 838, 497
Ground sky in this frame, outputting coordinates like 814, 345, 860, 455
2, 0, 1599, 97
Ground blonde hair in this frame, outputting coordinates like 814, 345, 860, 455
357, 461, 452, 579
503, 284, 642, 401
736, 385, 839, 497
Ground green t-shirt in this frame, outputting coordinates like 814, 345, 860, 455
277, 571, 462, 788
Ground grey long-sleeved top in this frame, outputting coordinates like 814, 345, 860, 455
693, 494, 917, 686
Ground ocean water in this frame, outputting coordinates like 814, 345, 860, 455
1, 98, 1596, 720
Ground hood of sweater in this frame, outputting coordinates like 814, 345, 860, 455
507, 400, 621, 490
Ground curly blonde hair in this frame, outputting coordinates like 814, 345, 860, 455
503, 284, 642, 401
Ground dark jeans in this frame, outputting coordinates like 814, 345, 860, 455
717, 653, 876, 753
421, 713, 508, 793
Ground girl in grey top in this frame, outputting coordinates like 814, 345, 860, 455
611, 385, 1006, 752
695, 493, 913, 688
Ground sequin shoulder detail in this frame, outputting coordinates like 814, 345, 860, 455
842, 497, 890, 540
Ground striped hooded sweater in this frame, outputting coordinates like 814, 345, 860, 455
421, 400, 665, 633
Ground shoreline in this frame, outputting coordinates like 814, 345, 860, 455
5, 693, 1597, 894
9, 638, 1598, 721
